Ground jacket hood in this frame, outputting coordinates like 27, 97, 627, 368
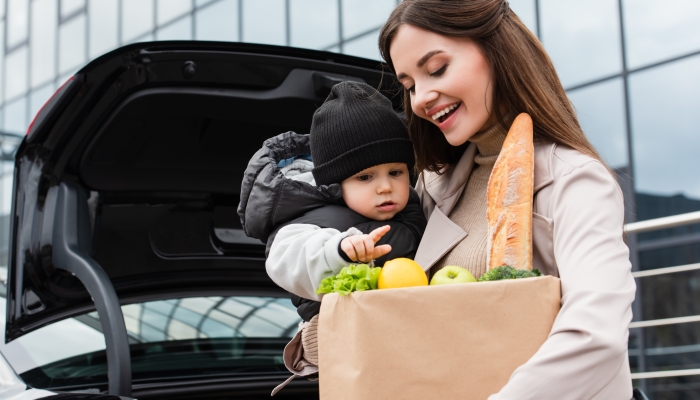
238, 131, 343, 242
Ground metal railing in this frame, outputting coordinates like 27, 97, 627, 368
625, 211, 700, 381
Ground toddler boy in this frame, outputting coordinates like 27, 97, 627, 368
238, 81, 426, 393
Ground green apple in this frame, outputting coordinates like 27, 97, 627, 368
430, 265, 476, 285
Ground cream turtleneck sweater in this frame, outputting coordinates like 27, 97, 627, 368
433, 122, 508, 279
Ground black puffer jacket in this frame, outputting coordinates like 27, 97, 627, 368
238, 131, 427, 320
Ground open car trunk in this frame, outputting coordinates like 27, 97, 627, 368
5, 41, 398, 398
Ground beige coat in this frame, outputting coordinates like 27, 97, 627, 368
415, 142, 636, 400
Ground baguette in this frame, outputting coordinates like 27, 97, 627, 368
486, 113, 534, 271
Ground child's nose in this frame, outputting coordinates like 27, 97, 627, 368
377, 178, 392, 193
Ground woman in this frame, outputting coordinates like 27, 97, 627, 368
379, 0, 636, 399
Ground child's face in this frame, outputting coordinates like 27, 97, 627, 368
340, 163, 410, 221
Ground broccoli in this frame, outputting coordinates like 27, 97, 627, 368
477, 265, 542, 282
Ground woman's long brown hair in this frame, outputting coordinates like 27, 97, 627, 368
379, 0, 608, 174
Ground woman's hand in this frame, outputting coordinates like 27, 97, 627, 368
341, 225, 392, 263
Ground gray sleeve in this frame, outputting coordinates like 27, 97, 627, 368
266, 224, 362, 301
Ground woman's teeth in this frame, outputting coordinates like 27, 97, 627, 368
432, 103, 460, 121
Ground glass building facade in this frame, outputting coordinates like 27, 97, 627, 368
0, 0, 699, 397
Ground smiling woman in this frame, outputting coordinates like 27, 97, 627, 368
379, 0, 605, 175
391, 27, 493, 146
377, 0, 637, 399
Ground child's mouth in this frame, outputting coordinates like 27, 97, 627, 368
377, 201, 396, 212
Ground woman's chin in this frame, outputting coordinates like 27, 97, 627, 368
443, 128, 477, 147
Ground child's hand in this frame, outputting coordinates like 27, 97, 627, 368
341, 225, 392, 263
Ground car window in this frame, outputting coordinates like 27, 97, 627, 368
0, 267, 302, 390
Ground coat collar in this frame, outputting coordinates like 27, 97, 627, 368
421, 142, 556, 216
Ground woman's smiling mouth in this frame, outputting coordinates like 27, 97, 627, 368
431, 102, 461, 123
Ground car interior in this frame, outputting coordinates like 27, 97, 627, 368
8, 42, 402, 398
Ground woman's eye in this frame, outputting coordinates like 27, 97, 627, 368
429, 64, 448, 77
357, 175, 371, 181
406, 84, 415, 94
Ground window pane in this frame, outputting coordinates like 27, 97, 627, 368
3, 96, 27, 135
509, 0, 537, 36
31, 0, 58, 88
623, 0, 700, 69
636, 270, 700, 321
629, 322, 700, 373
0, 21, 5, 103
630, 55, 700, 205
1, 162, 14, 218
5, 47, 28, 100
635, 375, 700, 400
156, 16, 192, 40
58, 14, 86, 74
195, 0, 239, 42
242, 0, 285, 46
123, 32, 154, 46
88, 0, 118, 59
196, 0, 216, 6
7, 0, 29, 48
343, 31, 382, 61
156, 0, 191, 26
567, 79, 628, 169
57, 72, 75, 87
290, 0, 338, 50
0, 0, 5, 18
638, 241, 700, 272
122, 0, 154, 43
341, 0, 395, 40
540, 0, 622, 88
60, 0, 85, 17
29, 83, 56, 122
0, 295, 300, 385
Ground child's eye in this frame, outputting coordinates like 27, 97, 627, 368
357, 174, 371, 181
389, 170, 403, 177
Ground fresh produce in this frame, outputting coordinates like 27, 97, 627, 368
316, 264, 381, 296
478, 265, 541, 282
377, 258, 428, 289
430, 265, 476, 285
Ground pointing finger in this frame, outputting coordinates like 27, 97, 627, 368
369, 225, 391, 244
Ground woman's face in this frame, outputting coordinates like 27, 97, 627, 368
390, 24, 495, 146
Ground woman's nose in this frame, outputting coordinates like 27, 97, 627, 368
411, 84, 439, 115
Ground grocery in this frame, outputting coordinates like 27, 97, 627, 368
478, 265, 542, 282
377, 258, 428, 289
486, 113, 534, 271
316, 264, 382, 295
318, 275, 562, 399
429, 265, 476, 285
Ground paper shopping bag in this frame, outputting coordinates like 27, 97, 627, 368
318, 276, 560, 400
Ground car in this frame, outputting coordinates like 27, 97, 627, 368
0, 40, 398, 399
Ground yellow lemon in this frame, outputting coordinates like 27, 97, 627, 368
378, 258, 428, 289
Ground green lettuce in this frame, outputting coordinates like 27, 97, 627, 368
316, 264, 382, 296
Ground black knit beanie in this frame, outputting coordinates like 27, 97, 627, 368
310, 81, 415, 186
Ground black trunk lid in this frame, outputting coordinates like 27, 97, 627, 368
6, 41, 397, 340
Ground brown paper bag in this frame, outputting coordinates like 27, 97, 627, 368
318, 276, 561, 400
